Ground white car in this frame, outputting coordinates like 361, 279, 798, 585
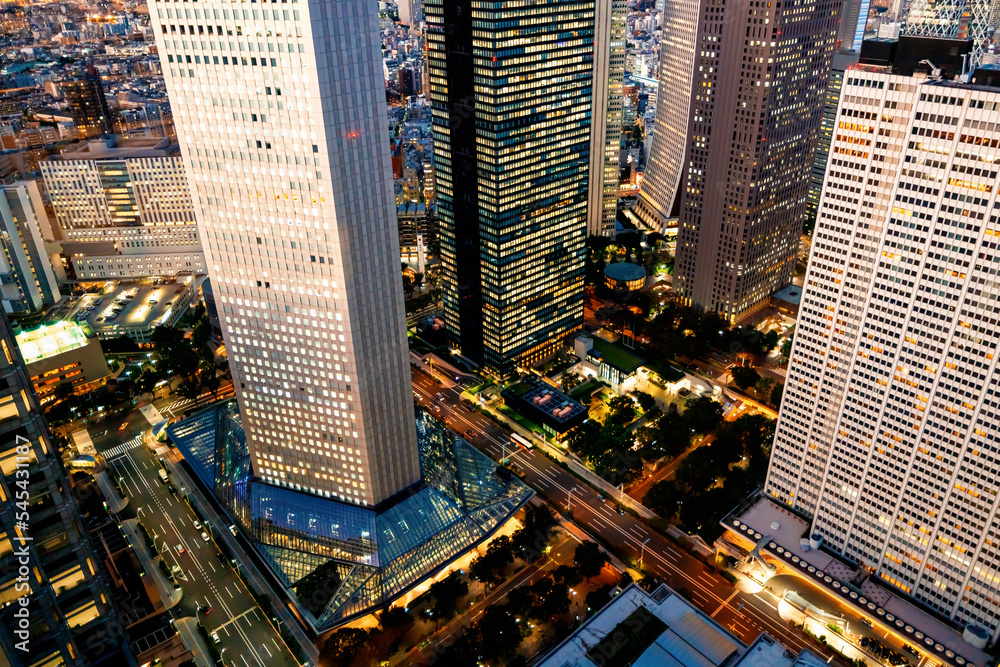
192, 520, 202, 530
212, 631, 221, 644
201, 532, 211, 542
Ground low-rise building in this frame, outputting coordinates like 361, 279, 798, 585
574, 334, 645, 394
501, 378, 587, 440
14, 320, 108, 399
537, 583, 825, 667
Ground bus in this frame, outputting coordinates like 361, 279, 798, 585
511, 432, 534, 451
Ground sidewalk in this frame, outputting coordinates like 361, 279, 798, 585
175, 617, 214, 667
122, 518, 182, 610
163, 454, 320, 666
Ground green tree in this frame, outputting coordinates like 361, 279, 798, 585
756, 376, 775, 399
552, 564, 583, 587
763, 329, 780, 352
428, 571, 468, 618
771, 383, 784, 408
683, 395, 724, 434
469, 535, 515, 585
632, 391, 656, 412
677, 446, 722, 491
574, 541, 609, 579
320, 628, 368, 667
781, 335, 794, 358
644, 479, 684, 519
731, 366, 761, 392
586, 584, 615, 613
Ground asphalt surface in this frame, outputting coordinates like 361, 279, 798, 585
89, 409, 298, 667
411, 367, 842, 662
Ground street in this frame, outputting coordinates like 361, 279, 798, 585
410, 367, 840, 662
86, 407, 297, 667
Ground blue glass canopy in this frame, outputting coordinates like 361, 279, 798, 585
168, 403, 533, 630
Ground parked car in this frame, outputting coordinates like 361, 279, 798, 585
192, 520, 202, 530
201, 531, 211, 542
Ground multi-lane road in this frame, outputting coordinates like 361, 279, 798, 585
411, 367, 843, 662
89, 409, 297, 667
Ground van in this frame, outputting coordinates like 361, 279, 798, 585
158, 469, 169, 483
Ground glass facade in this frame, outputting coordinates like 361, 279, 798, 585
428, 0, 590, 377
168, 404, 533, 630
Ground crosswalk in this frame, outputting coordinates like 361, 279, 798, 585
101, 436, 143, 461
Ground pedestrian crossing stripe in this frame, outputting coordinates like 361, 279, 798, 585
102, 436, 143, 461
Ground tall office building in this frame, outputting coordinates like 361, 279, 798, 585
0, 313, 133, 665
672, 0, 839, 321
587, 0, 627, 237
838, 0, 873, 50
804, 52, 859, 235
41, 136, 205, 280
0, 182, 61, 314
633, 0, 700, 232
62, 72, 112, 139
428, 0, 592, 376
766, 38, 1000, 639
152, 0, 531, 629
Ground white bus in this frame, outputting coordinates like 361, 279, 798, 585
511, 432, 534, 451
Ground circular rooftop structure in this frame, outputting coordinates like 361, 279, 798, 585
604, 262, 646, 292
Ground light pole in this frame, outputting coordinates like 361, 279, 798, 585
568, 486, 577, 512
640, 538, 650, 567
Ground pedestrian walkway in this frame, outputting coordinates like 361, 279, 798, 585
140, 404, 167, 426
101, 436, 143, 461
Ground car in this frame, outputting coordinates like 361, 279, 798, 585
597, 494, 606, 501
201, 531, 211, 542
94, 298, 103, 305
859, 617, 873, 628
211, 631, 221, 645
903, 645, 920, 657
464, 404, 475, 412
198, 603, 213, 614
465, 429, 476, 438
216, 551, 227, 563
148, 299, 158, 305
432, 404, 441, 413
167, 483, 177, 494
170, 564, 183, 577
192, 520, 202, 530
176, 544, 186, 555
617, 506, 627, 516
228, 525, 238, 536
435, 393, 445, 401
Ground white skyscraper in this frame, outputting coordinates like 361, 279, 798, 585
0, 182, 61, 314
767, 41, 1000, 639
148, 0, 420, 506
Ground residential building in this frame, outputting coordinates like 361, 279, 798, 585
633, 0, 700, 232
805, 52, 860, 234
41, 136, 205, 279
429, 0, 591, 376
61, 72, 112, 139
150, 0, 531, 630
766, 36, 1000, 640
0, 182, 61, 314
537, 583, 825, 667
672, 0, 840, 321
0, 313, 133, 666
587, 0, 627, 236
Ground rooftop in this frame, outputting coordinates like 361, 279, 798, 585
604, 261, 646, 282
50, 135, 179, 161
772, 285, 803, 306
589, 336, 645, 373
16, 320, 92, 364
509, 380, 586, 423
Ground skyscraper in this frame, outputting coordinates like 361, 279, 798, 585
152, 0, 532, 629
633, 0, 700, 232
428, 0, 592, 376
41, 136, 205, 280
838, 0, 873, 51
150, 0, 418, 507
902, 0, 998, 48
587, 0, 627, 237
0, 182, 61, 314
804, 52, 859, 235
672, 0, 840, 321
766, 38, 1000, 639
62, 71, 112, 139
0, 312, 132, 665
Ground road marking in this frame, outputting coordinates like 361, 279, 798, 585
227, 586, 234, 599
754, 596, 778, 611
262, 642, 272, 658
101, 436, 143, 460
208, 560, 216, 573
711, 590, 739, 617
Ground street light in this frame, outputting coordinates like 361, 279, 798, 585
640, 538, 651, 567
568, 486, 577, 512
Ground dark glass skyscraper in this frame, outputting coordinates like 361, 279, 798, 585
62, 71, 112, 140
428, 0, 592, 377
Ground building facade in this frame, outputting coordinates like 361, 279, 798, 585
0, 182, 61, 314
766, 41, 1000, 639
428, 0, 591, 376
672, 0, 840, 322
61, 72, 112, 139
632, 0, 701, 232
0, 313, 132, 666
805, 52, 859, 235
41, 137, 205, 280
587, 0, 627, 236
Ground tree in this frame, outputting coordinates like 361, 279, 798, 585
731, 366, 761, 392
552, 564, 583, 587
771, 383, 784, 408
763, 329, 780, 352
379, 605, 413, 630
178, 377, 200, 400
320, 628, 368, 667
677, 446, 722, 491
586, 584, 615, 613
477, 605, 525, 661
644, 479, 684, 519
781, 335, 794, 359
469, 535, 515, 585
428, 571, 468, 618
528, 575, 570, 620
632, 391, 656, 412
756, 376, 774, 399
574, 541, 609, 579
683, 395, 724, 434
